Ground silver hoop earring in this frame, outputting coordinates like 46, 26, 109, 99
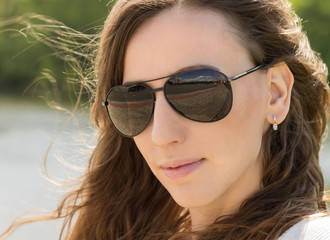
273, 114, 278, 131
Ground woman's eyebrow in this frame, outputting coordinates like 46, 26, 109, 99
124, 64, 219, 84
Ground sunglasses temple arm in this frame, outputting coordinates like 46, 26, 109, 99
228, 65, 262, 81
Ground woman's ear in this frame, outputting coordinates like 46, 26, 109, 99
266, 62, 294, 125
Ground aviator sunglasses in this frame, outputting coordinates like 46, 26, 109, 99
103, 65, 262, 137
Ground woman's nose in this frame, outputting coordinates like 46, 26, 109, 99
150, 93, 186, 146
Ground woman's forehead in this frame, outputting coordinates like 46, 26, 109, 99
123, 6, 250, 84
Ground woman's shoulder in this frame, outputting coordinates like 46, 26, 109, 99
278, 213, 330, 240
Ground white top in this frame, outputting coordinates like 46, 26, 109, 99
278, 214, 330, 240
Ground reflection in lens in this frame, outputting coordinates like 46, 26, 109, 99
107, 84, 154, 136
165, 69, 232, 122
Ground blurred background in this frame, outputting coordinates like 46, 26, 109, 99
0, 0, 330, 239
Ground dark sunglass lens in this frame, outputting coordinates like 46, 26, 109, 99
107, 84, 154, 136
165, 69, 232, 122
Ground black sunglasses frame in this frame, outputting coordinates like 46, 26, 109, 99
102, 65, 262, 137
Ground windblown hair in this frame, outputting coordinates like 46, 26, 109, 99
1, 0, 329, 239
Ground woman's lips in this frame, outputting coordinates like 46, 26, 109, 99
161, 158, 206, 179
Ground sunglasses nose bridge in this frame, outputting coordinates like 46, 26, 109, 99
150, 87, 166, 104
151, 87, 164, 93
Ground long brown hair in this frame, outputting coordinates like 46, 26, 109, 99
2, 0, 329, 239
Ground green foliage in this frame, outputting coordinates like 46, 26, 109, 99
290, 0, 330, 72
0, 0, 111, 103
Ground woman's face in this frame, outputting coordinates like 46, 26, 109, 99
123, 7, 270, 224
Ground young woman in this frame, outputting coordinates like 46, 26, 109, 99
2, 0, 330, 239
